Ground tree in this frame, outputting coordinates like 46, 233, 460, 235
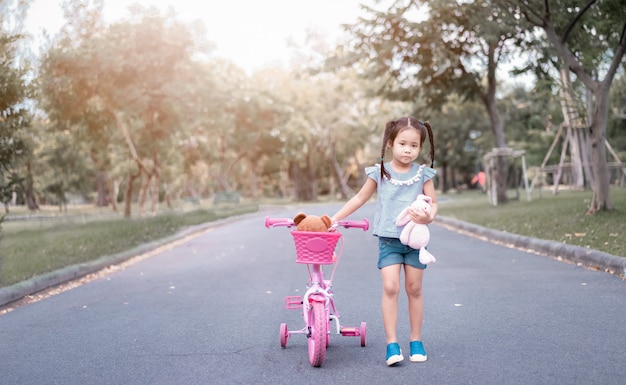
431, 96, 491, 192
0, 0, 33, 213
37, 0, 117, 210
40, 1, 204, 217
37, 128, 93, 211
507, 0, 626, 212
340, 0, 528, 204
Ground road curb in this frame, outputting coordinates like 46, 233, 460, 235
3, 212, 623, 308
0, 217, 241, 308
436, 216, 626, 278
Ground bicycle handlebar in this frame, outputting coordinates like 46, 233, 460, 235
335, 218, 369, 231
265, 216, 369, 231
264, 216, 295, 228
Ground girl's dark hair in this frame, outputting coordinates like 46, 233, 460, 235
380, 116, 435, 181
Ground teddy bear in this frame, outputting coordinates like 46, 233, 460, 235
395, 194, 436, 264
293, 212, 332, 232
293, 212, 336, 264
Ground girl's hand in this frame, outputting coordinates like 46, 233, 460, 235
328, 217, 339, 232
408, 207, 432, 224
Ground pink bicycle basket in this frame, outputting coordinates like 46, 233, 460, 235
290, 231, 342, 264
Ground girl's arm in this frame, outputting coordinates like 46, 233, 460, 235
331, 178, 377, 223
409, 179, 438, 224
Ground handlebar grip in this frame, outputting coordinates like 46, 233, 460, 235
265, 216, 295, 228
337, 218, 369, 231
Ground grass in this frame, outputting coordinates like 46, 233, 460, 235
0, 203, 258, 287
437, 187, 626, 258
1, 187, 624, 288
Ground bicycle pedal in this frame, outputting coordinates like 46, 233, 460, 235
340, 327, 359, 336
284, 296, 303, 310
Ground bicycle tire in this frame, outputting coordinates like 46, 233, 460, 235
279, 323, 289, 348
307, 301, 327, 367
360, 321, 367, 347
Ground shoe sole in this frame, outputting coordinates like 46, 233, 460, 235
386, 354, 404, 366
409, 354, 427, 362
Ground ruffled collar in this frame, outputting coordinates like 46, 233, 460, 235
381, 164, 425, 186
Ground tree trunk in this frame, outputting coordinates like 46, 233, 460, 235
249, 159, 260, 199
279, 167, 289, 199
289, 159, 317, 201
96, 171, 107, 207
330, 142, 350, 199
484, 42, 509, 204
485, 100, 509, 204
107, 176, 118, 212
137, 171, 151, 216
450, 167, 457, 191
124, 168, 140, 218
587, 86, 614, 213
151, 153, 161, 214
24, 162, 39, 211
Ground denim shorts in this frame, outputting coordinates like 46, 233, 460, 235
377, 237, 427, 270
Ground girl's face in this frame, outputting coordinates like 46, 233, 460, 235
389, 128, 422, 166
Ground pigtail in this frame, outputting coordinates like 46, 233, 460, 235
423, 121, 435, 168
380, 120, 395, 181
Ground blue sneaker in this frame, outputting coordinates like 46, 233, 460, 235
386, 342, 404, 366
409, 340, 427, 362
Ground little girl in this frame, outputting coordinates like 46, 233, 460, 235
331, 117, 437, 366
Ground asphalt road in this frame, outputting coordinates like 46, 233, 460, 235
1, 203, 625, 385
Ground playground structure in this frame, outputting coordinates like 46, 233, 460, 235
528, 66, 625, 195
528, 123, 626, 195
527, 67, 624, 198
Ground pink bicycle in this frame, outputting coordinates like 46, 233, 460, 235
265, 216, 369, 367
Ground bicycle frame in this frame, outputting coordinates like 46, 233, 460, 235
265, 215, 369, 367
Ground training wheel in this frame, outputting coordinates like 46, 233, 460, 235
360, 322, 367, 347
280, 323, 289, 348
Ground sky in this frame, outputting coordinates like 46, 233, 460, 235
25, 0, 371, 73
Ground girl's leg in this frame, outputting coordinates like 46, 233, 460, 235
380, 264, 402, 343
404, 265, 424, 341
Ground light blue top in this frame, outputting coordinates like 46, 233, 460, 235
365, 163, 437, 238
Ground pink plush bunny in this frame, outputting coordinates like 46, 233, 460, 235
395, 194, 436, 264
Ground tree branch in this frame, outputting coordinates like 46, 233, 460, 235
562, 0, 597, 43
102, 98, 149, 174
542, 21, 597, 88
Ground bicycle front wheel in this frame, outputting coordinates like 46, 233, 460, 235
307, 301, 327, 367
